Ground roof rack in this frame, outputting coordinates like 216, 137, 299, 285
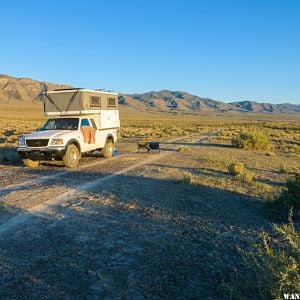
53, 88, 84, 91
95, 89, 115, 92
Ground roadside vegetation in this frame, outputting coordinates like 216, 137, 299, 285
222, 210, 300, 299
180, 166, 300, 298
228, 162, 244, 175
268, 173, 300, 221
231, 131, 272, 150
231, 176, 299, 299
0, 119, 42, 163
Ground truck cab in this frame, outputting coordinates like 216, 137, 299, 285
17, 89, 120, 168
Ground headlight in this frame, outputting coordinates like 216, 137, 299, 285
50, 138, 64, 145
18, 137, 26, 147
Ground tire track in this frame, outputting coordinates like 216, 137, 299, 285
0, 154, 128, 196
0, 153, 146, 209
0, 132, 214, 234
0, 132, 209, 195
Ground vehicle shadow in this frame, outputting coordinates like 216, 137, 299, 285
0, 151, 109, 168
0, 146, 21, 165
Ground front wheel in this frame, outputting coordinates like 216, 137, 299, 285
102, 140, 114, 158
63, 144, 80, 168
23, 159, 40, 168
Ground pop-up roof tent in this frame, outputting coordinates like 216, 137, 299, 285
43, 89, 119, 116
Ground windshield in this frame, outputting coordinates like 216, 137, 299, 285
41, 118, 79, 130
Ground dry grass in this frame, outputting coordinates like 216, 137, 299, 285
0, 118, 43, 163
279, 164, 299, 174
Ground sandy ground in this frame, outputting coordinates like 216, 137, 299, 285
0, 132, 276, 299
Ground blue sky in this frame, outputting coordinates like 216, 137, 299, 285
0, 0, 299, 104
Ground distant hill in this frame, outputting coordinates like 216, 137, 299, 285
121, 90, 296, 114
0, 74, 70, 103
229, 100, 289, 114
0, 74, 299, 114
277, 103, 300, 112
120, 90, 231, 114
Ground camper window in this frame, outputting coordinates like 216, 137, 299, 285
91, 96, 101, 107
108, 98, 116, 107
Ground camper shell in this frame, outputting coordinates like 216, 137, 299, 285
44, 88, 119, 129
17, 88, 120, 168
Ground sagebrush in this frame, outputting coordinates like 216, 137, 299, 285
269, 173, 300, 220
228, 162, 244, 175
221, 211, 300, 299
232, 132, 272, 150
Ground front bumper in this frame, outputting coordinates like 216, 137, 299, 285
17, 146, 66, 160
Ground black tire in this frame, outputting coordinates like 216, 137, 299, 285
63, 144, 80, 168
23, 159, 40, 168
102, 140, 114, 158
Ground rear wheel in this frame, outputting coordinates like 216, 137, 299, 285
23, 159, 40, 168
63, 144, 80, 168
102, 140, 114, 158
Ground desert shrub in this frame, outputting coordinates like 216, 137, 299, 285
279, 165, 299, 174
269, 173, 300, 220
177, 146, 190, 152
239, 171, 255, 183
232, 132, 272, 150
221, 212, 300, 299
181, 172, 195, 184
228, 162, 244, 176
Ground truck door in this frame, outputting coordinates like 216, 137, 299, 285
89, 117, 103, 148
90, 117, 107, 149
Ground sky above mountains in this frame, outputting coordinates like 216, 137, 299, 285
0, 0, 299, 104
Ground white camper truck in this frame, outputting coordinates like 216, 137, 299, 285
17, 88, 120, 168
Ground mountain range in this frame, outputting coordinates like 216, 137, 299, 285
1, 74, 299, 114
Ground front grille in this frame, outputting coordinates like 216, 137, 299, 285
26, 139, 49, 147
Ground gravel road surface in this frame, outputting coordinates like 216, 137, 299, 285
0, 132, 269, 299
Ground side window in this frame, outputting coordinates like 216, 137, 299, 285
107, 97, 116, 107
90, 118, 97, 129
80, 118, 90, 127
91, 96, 101, 107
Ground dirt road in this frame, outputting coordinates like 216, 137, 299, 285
0, 132, 269, 299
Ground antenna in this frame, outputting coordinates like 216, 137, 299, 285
34, 81, 48, 101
